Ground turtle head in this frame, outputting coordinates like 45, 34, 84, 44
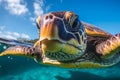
36, 11, 86, 61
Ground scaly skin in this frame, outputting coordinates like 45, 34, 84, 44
0, 11, 120, 68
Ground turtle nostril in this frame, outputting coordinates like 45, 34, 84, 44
49, 15, 53, 19
45, 16, 48, 20
45, 15, 53, 20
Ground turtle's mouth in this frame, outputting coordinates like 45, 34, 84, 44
40, 38, 64, 53
40, 38, 84, 61
40, 38, 81, 53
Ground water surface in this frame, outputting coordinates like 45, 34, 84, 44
0, 41, 120, 80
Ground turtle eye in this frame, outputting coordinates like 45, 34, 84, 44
72, 18, 79, 28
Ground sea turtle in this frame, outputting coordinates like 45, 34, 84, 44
0, 11, 120, 68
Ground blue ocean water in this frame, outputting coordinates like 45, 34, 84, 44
0, 43, 120, 80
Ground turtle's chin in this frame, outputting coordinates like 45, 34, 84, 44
40, 39, 64, 54
40, 38, 83, 61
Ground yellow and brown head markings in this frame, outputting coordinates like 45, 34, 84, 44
36, 11, 86, 61
64, 11, 78, 28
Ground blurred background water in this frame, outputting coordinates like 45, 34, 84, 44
0, 43, 120, 80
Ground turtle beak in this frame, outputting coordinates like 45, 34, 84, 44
36, 14, 64, 53
39, 14, 59, 41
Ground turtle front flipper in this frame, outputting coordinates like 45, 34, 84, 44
96, 33, 120, 59
0, 46, 42, 60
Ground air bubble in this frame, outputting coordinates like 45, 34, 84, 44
8, 56, 13, 60
8, 56, 10, 59
3, 46, 7, 49
11, 57, 13, 60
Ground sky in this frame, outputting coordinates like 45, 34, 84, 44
0, 0, 120, 40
